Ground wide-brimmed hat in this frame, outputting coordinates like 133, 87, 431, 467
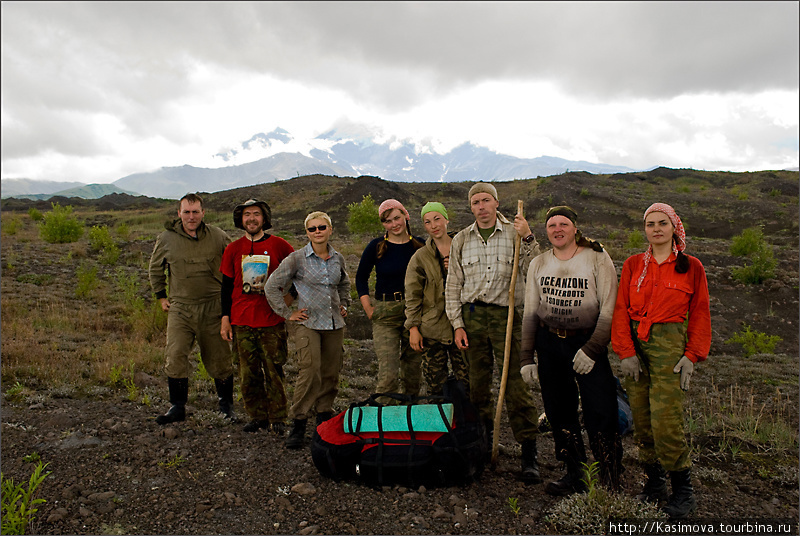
233, 199, 272, 230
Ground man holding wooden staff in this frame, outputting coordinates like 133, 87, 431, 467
445, 182, 543, 484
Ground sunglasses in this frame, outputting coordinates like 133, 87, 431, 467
306, 225, 328, 232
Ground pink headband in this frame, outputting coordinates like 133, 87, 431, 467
378, 199, 410, 221
636, 203, 686, 292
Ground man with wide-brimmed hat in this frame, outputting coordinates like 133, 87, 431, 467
445, 182, 544, 483
219, 198, 295, 434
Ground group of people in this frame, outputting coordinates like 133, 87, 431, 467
148, 182, 710, 521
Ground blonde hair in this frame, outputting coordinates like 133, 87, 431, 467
304, 211, 332, 229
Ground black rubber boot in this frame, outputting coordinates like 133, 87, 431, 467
285, 419, 307, 449
243, 419, 269, 433
270, 422, 286, 436
521, 439, 542, 484
663, 468, 697, 520
156, 377, 188, 425
315, 412, 333, 426
214, 375, 235, 420
636, 462, 669, 503
545, 459, 588, 496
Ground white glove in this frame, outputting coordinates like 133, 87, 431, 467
572, 349, 594, 375
520, 364, 538, 386
620, 355, 642, 382
673, 355, 694, 391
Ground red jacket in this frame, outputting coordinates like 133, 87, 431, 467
611, 252, 711, 363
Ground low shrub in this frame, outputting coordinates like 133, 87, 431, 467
27, 208, 44, 221
346, 194, 383, 235
729, 227, 776, 284
625, 229, 645, 250
728, 324, 782, 357
39, 203, 84, 244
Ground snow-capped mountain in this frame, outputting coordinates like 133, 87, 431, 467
110, 127, 638, 199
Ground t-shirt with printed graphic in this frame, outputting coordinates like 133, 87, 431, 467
520, 247, 618, 363
220, 234, 294, 328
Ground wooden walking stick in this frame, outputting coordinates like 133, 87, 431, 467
491, 199, 524, 465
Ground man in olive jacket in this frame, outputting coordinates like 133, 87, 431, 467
149, 193, 233, 424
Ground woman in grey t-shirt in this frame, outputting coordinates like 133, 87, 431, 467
520, 206, 622, 496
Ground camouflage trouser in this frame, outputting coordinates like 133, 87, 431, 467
462, 303, 538, 443
372, 299, 423, 400
232, 324, 288, 423
289, 324, 344, 420
164, 300, 233, 380
625, 321, 691, 472
420, 339, 469, 396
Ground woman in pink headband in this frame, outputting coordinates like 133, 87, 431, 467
611, 202, 711, 520
355, 199, 425, 401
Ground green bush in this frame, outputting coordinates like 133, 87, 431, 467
115, 222, 131, 241
625, 229, 645, 250
2, 217, 22, 236
728, 324, 782, 357
39, 203, 83, 244
27, 208, 43, 221
346, 194, 383, 235
730, 227, 765, 257
729, 227, 776, 284
1, 461, 51, 535
75, 262, 99, 298
89, 225, 121, 265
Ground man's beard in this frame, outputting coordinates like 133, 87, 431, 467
245, 225, 263, 238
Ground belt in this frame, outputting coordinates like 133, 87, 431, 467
539, 321, 593, 339
376, 292, 404, 301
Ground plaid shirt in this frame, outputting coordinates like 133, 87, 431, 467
445, 213, 540, 330
265, 243, 351, 331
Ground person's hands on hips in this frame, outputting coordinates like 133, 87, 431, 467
572, 349, 594, 374
620, 355, 642, 382
673, 355, 694, 391
520, 363, 538, 386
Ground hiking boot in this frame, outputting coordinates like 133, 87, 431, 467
285, 419, 307, 449
520, 439, 542, 484
315, 412, 333, 426
214, 375, 235, 420
156, 377, 188, 425
662, 468, 697, 520
270, 422, 286, 436
243, 419, 269, 433
545, 460, 588, 496
636, 462, 669, 503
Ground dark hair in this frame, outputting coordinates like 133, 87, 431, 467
574, 230, 605, 252
375, 218, 425, 260
674, 236, 690, 273
178, 193, 204, 211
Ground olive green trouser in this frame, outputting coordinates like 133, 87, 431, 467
164, 300, 233, 380
625, 321, 691, 472
372, 299, 423, 398
289, 323, 344, 421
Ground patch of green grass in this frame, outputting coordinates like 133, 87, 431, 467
545, 461, 666, 534
15, 274, 55, 286
75, 262, 99, 298
1, 461, 51, 535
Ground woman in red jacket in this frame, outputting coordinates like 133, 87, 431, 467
611, 203, 711, 520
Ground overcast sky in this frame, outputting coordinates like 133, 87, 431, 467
2, 1, 798, 184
